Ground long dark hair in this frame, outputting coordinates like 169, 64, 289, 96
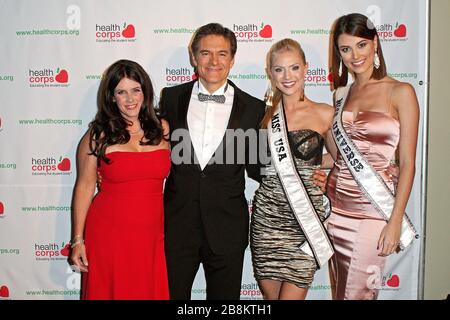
330, 13, 387, 89
89, 59, 163, 163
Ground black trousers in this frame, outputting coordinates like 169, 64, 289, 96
165, 221, 245, 300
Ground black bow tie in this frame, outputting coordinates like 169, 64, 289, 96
198, 92, 226, 104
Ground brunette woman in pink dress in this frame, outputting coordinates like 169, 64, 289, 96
324, 13, 419, 300
70, 60, 170, 299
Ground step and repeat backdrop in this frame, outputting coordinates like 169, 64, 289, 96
0, 0, 428, 299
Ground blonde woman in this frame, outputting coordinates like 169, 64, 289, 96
250, 39, 334, 300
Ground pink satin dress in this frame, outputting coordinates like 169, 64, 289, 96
326, 110, 400, 300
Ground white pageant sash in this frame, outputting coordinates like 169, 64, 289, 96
332, 85, 418, 249
268, 102, 334, 267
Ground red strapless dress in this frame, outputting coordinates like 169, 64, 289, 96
82, 150, 170, 300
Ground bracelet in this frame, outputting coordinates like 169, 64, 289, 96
71, 235, 82, 242
71, 238, 84, 248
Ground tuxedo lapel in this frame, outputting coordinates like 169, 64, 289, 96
227, 82, 245, 131
176, 83, 193, 130
176, 81, 202, 171
203, 81, 245, 172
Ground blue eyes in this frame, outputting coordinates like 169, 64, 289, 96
274, 66, 300, 72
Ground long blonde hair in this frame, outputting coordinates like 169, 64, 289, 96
261, 38, 307, 128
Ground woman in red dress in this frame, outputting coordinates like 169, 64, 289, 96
70, 59, 170, 300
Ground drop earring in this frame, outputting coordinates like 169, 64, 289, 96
374, 51, 380, 69
264, 83, 274, 107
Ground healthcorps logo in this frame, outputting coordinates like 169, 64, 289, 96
382, 273, 401, 289
95, 22, 136, 42
240, 282, 262, 299
35, 242, 71, 261
31, 156, 72, 176
305, 66, 332, 87
367, 265, 401, 291
28, 68, 69, 88
233, 23, 273, 43
165, 66, 197, 86
0, 285, 10, 299
376, 23, 408, 42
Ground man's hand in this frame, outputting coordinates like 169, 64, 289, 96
313, 169, 328, 193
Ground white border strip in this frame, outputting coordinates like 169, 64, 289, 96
418, 0, 430, 301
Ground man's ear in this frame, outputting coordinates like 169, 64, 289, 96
191, 50, 198, 68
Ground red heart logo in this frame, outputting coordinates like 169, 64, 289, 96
386, 274, 400, 287
0, 202, 4, 215
259, 24, 272, 38
192, 72, 198, 81
394, 24, 407, 38
60, 244, 71, 257
55, 69, 69, 83
0, 286, 9, 298
122, 24, 135, 38
57, 158, 71, 171
327, 73, 333, 83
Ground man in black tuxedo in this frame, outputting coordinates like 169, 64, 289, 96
159, 23, 265, 300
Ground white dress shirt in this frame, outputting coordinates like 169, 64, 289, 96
187, 81, 234, 170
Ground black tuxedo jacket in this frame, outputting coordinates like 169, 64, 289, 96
159, 80, 265, 255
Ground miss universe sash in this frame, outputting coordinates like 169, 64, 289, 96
269, 102, 334, 267
332, 85, 418, 250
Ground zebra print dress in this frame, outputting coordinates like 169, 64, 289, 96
250, 129, 329, 288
